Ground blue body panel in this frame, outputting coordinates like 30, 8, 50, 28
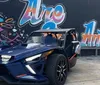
0, 44, 58, 61
0, 44, 59, 82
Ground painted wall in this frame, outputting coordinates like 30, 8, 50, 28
0, 0, 100, 47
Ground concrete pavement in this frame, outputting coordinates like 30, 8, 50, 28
65, 57, 100, 85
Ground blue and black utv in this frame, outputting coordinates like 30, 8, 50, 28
0, 28, 80, 85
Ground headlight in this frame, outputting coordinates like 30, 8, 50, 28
25, 54, 42, 62
1, 55, 11, 62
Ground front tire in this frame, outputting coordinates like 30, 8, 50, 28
46, 54, 68, 85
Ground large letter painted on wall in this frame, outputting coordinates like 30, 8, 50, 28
19, 0, 66, 29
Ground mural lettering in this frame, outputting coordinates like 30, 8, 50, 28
0, 0, 66, 46
19, 0, 66, 29
81, 20, 100, 47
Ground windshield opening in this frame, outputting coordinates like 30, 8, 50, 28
27, 33, 43, 44
26, 32, 65, 47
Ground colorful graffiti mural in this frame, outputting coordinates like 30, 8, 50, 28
0, 14, 22, 46
0, 0, 66, 46
19, 0, 66, 29
81, 20, 100, 47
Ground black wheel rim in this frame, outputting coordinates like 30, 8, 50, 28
56, 59, 67, 82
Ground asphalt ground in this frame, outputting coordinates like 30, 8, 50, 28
0, 57, 100, 85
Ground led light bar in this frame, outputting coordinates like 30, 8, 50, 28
26, 65, 36, 74
25, 54, 41, 62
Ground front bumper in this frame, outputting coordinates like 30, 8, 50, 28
0, 61, 48, 84
0, 75, 49, 85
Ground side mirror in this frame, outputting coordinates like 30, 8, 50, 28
72, 41, 79, 44
72, 41, 81, 54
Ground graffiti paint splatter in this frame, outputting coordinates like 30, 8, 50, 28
0, 14, 22, 46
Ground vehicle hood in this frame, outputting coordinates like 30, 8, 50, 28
0, 44, 58, 60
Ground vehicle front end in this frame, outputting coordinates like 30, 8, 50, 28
0, 47, 51, 84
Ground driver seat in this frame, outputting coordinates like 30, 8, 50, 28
44, 34, 57, 45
